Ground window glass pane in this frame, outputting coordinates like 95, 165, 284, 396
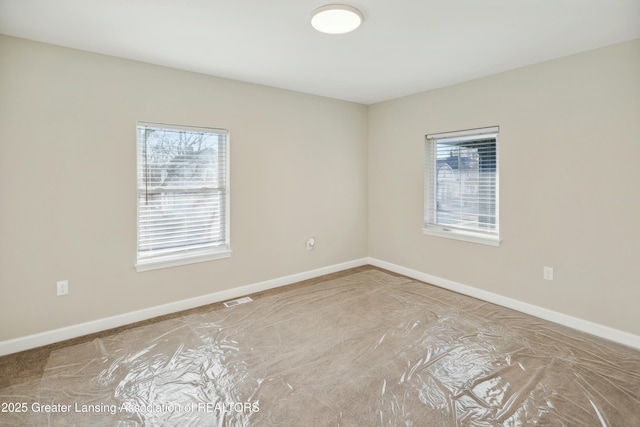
425, 127, 499, 240
136, 123, 229, 263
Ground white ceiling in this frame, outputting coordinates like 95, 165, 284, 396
1, 0, 639, 104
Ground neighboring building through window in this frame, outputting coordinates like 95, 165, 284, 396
136, 122, 230, 271
424, 126, 499, 246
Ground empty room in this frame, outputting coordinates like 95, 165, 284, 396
1, 0, 639, 425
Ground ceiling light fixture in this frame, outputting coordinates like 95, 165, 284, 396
311, 4, 363, 34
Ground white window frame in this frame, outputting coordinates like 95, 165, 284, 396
135, 122, 231, 272
423, 126, 500, 246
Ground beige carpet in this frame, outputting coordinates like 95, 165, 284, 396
1, 269, 639, 426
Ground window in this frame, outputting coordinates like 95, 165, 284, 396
424, 126, 499, 246
136, 122, 230, 271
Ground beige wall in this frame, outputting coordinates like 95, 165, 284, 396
368, 39, 640, 335
0, 36, 368, 341
2, 34, 639, 343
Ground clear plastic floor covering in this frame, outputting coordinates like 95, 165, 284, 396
1, 269, 639, 426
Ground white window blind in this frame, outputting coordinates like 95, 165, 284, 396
136, 122, 230, 270
424, 127, 499, 245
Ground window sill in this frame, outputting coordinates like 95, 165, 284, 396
136, 248, 232, 272
422, 227, 500, 247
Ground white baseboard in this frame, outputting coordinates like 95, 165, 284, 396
368, 257, 640, 350
0, 258, 368, 356
4, 257, 638, 356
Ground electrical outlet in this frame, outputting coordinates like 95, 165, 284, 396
543, 267, 554, 281
56, 280, 69, 296
306, 237, 316, 251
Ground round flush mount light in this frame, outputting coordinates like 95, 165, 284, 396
311, 4, 363, 34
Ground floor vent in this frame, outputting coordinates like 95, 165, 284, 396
223, 296, 253, 307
